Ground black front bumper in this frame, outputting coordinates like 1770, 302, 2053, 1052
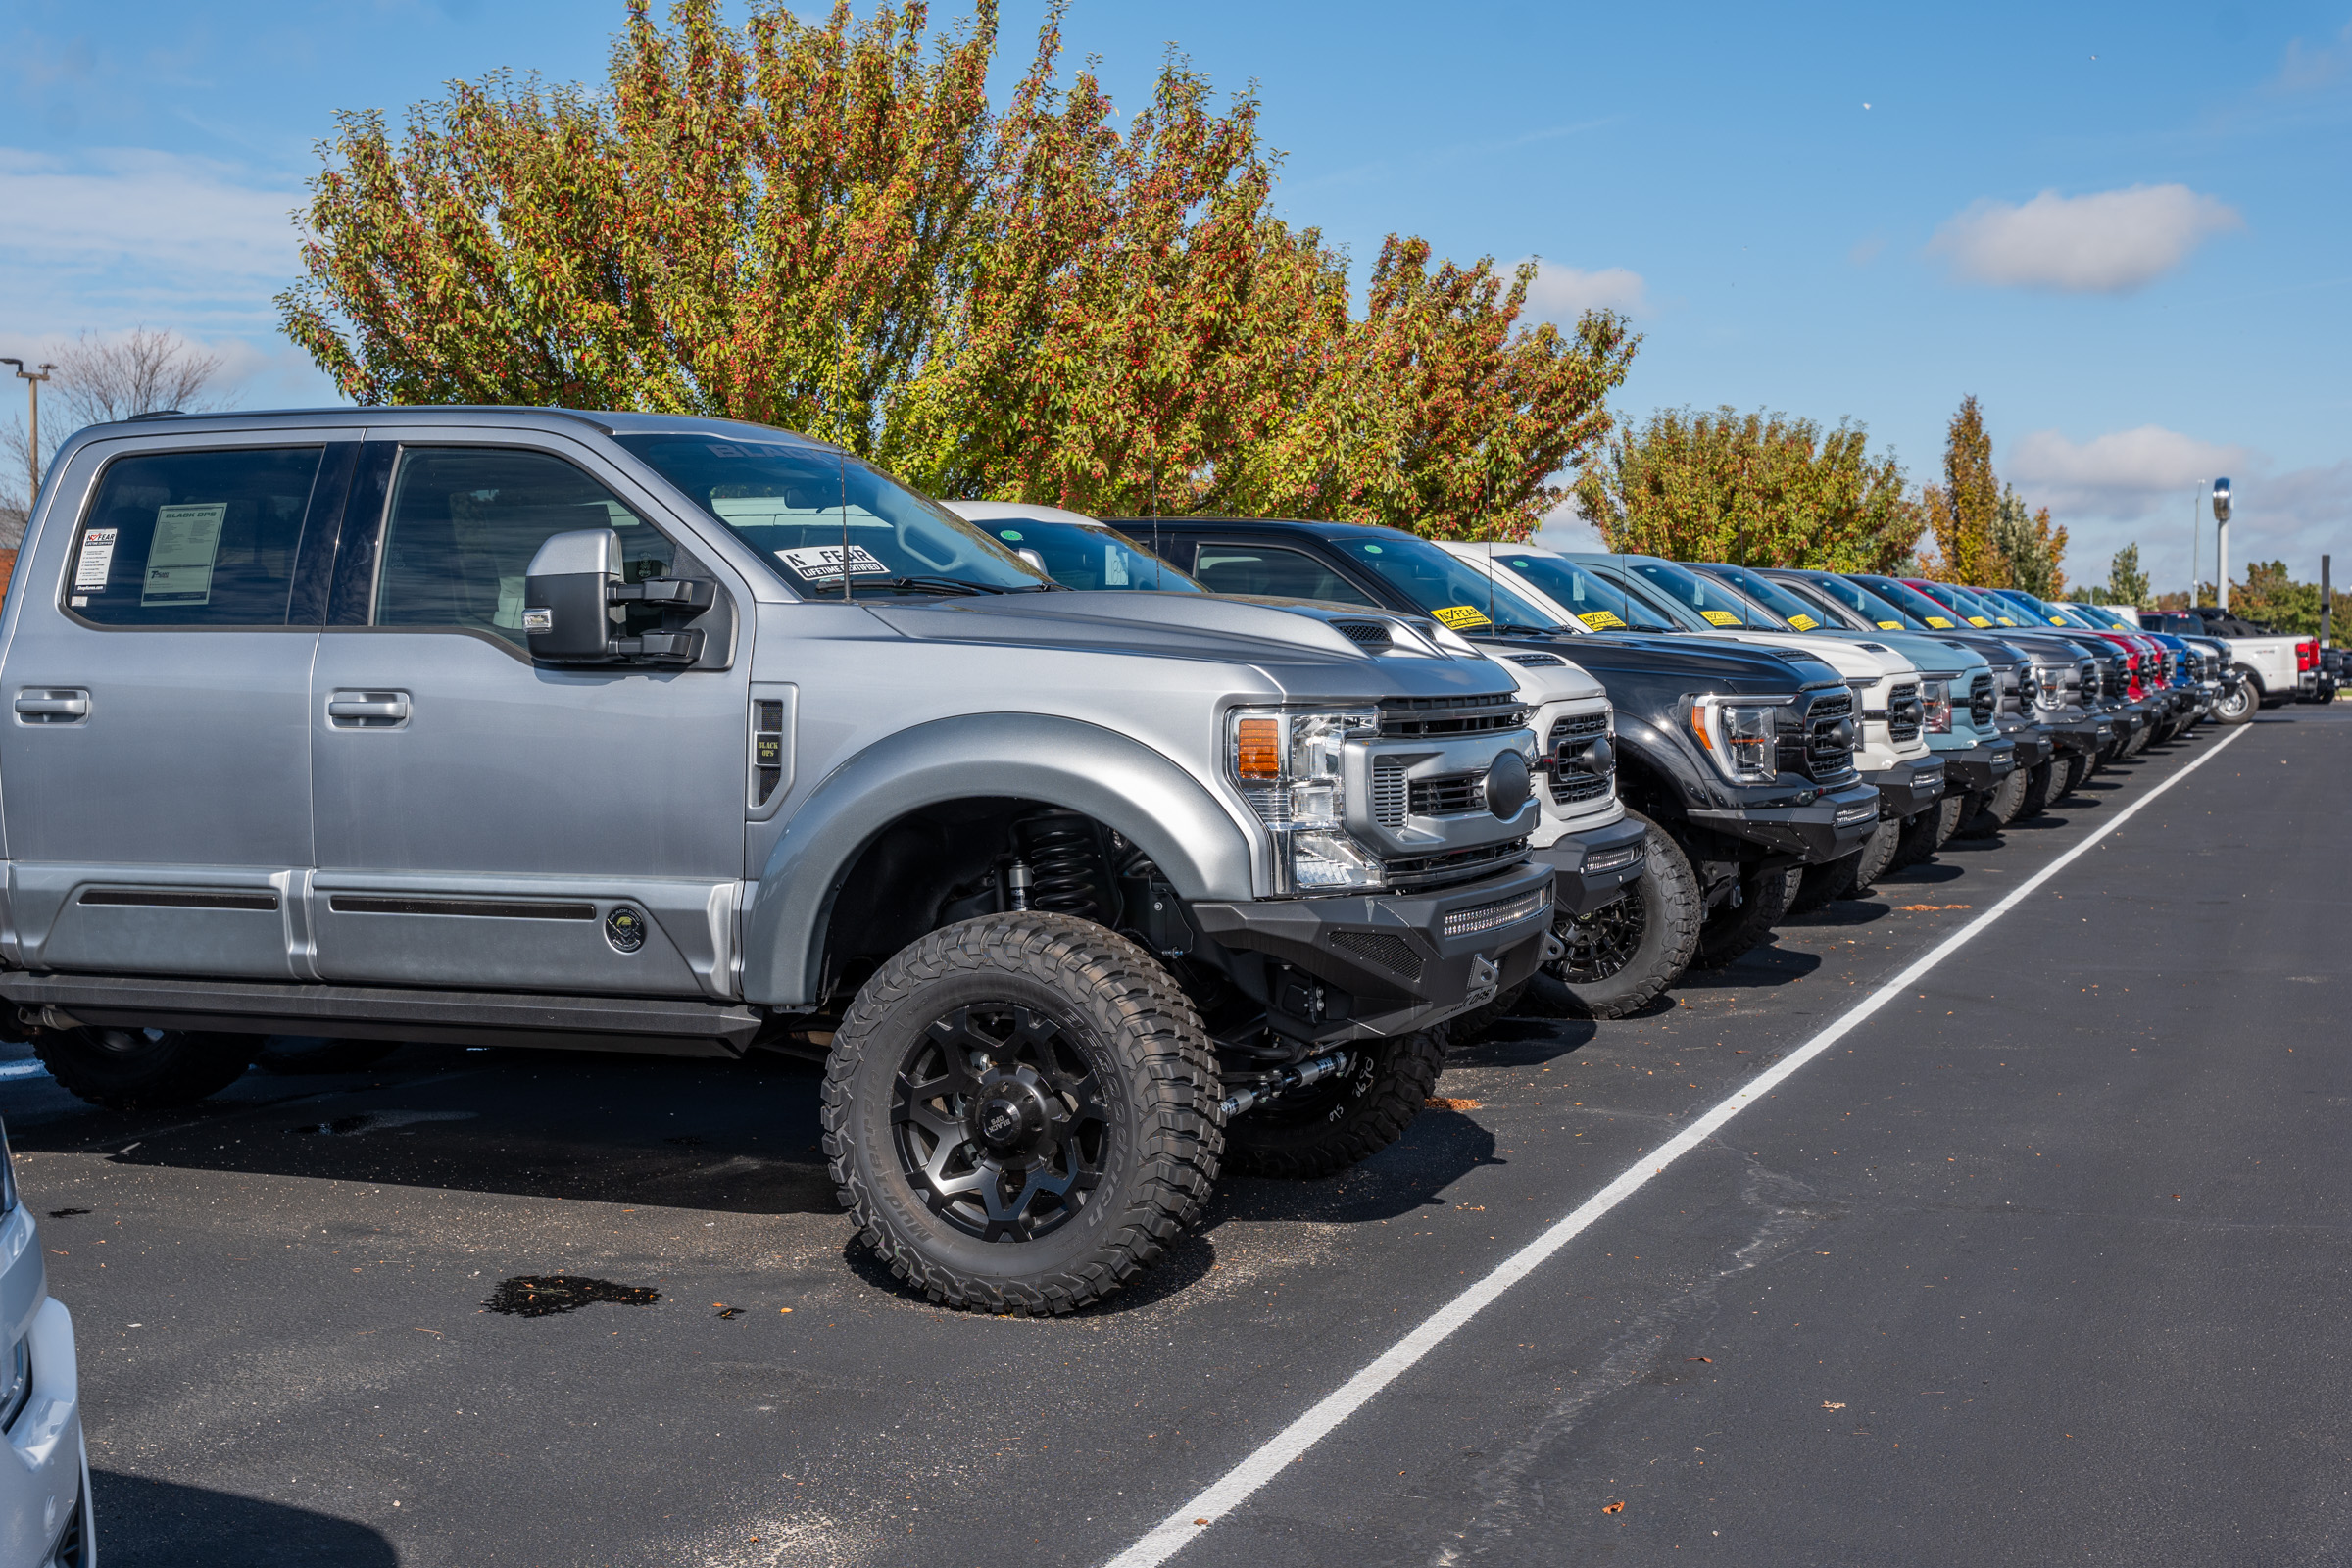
2044, 716, 2104, 755
1188, 858, 1559, 1041
1530, 812, 1648, 917
2001, 725, 2054, 770
1940, 738, 2018, 795
1686, 779, 1880, 864
1862, 757, 1946, 821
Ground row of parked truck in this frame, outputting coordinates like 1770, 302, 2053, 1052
0, 406, 2278, 1322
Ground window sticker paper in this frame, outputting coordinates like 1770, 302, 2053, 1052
1787, 612, 1819, 630
141, 503, 227, 607
1578, 609, 1627, 630
1926, 615, 1954, 628
1431, 604, 1494, 630
1103, 549, 1128, 586
776, 543, 889, 581
1877, 619, 1903, 630
1967, 616, 1991, 627
1700, 609, 1740, 626
74, 528, 119, 590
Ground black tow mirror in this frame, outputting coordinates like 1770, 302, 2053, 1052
524, 529, 716, 666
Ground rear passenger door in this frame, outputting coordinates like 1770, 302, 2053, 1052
304, 432, 752, 999
0, 431, 346, 977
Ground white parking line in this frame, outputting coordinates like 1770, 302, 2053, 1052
1104, 726, 2249, 1568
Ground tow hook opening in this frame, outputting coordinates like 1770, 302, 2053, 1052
1221, 1049, 1352, 1120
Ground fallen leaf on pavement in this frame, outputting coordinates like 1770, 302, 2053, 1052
1602, 1501, 1625, 1514
1823, 1401, 1846, 1409
1427, 1097, 1482, 1110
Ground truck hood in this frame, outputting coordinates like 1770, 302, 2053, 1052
1481, 630, 1839, 693
1679, 628, 1918, 683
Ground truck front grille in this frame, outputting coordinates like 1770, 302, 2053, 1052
1377, 693, 1528, 738
1371, 759, 1409, 828
1328, 929, 1423, 981
1968, 674, 1995, 727
1886, 683, 1923, 743
1546, 712, 1612, 805
1409, 772, 1487, 816
1801, 690, 1857, 780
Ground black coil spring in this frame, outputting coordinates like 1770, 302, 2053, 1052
1017, 813, 1111, 920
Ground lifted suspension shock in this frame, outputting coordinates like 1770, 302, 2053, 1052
1220, 1049, 1351, 1120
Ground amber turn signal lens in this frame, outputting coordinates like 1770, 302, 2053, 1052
1235, 716, 1282, 779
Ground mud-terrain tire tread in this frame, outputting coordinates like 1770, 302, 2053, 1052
1958, 767, 2031, 837
820, 912, 1220, 1317
1850, 815, 1903, 893
1790, 851, 1860, 913
1541, 810, 1702, 1019
2016, 760, 2057, 818
33, 1028, 260, 1109
1689, 863, 1796, 971
1223, 1026, 1446, 1180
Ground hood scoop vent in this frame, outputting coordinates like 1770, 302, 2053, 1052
1330, 619, 1394, 647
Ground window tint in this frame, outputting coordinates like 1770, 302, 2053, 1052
1193, 545, 1378, 607
69, 446, 321, 626
1495, 555, 1671, 631
375, 448, 674, 646
980, 519, 1200, 592
1333, 535, 1560, 630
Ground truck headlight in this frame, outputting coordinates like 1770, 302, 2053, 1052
1229, 708, 1386, 892
1921, 679, 1953, 733
2030, 664, 2069, 710
1689, 695, 1789, 785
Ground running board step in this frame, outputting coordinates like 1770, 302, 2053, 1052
0, 972, 764, 1057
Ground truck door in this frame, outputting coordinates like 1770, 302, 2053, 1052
306, 434, 752, 999
0, 434, 344, 978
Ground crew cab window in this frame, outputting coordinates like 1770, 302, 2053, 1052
68, 446, 322, 626
375, 447, 674, 647
1192, 545, 1378, 606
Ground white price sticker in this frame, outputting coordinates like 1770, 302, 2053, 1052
142, 502, 227, 607
776, 544, 889, 582
74, 528, 118, 590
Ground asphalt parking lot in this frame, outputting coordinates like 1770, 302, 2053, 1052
6, 708, 2345, 1567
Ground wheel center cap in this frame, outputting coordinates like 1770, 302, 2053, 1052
973, 1084, 1044, 1152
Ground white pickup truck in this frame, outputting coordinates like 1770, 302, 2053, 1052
2125, 607, 2319, 711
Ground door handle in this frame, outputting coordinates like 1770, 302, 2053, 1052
14, 689, 90, 722
326, 691, 411, 728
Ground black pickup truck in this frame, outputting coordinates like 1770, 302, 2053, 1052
1108, 517, 1880, 1015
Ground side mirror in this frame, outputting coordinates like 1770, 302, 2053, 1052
524, 528, 715, 666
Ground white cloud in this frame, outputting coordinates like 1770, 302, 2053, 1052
1523, 260, 1648, 321
1927, 184, 2241, 294
0, 146, 302, 284
2273, 21, 2352, 94
2009, 424, 2250, 521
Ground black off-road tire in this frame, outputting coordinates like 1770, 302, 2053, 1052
1850, 815, 1904, 894
1224, 1027, 1446, 1180
1958, 767, 2031, 837
1445, 981, 1530, 1048
1541, 810, 1701, 1019
33, 1027, 261, 1110
1790, 850, 1860, 913
821, 912, 1220, 1316
2058, 750, 2094, 796
256, 1036, 403, 1075
1889, 795, 1956, 872
1690, 863, 1798, 971
1934, 791, 1974, 849
2017, 760, 2058, 818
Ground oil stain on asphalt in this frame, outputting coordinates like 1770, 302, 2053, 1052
483, 1274, 662, 1317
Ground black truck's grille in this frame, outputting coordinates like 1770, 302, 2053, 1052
1798, 690, 1857, 780
1968, 673, 1995, 727
1378, 693, 1528, 738
1409, 772, 1486, 816
1381, 839, 1528, 892
1886, 682, 1923, 743
1546, 712, 1613, 805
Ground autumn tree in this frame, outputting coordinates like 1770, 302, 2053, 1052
1987, 483, 2067, 596
2097, 543, 2151, 607
1571, 406, 1923, 569
1919, 394, 2000, 582
279, 0, 1635, 539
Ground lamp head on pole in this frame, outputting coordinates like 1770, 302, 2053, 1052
2211, 478, 2231, 524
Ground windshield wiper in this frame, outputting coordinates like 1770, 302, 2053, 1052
852, 575, 1008, 597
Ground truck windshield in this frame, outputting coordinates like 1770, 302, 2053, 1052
615, 433, 1054, 596
1852, 575, 1967, 630
974, 517, 1201, 593
1481, 550, 1678, 632
1787, 572, 1920, 631
1617, 558, 1785, 629
1333, 533, 1565, 633
1692, 564, 1846, 632
1574, 562, 1727, 633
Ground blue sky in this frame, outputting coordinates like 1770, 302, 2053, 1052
5, 0, 2347, 589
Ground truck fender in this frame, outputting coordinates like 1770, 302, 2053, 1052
740, 712, 1259, 1006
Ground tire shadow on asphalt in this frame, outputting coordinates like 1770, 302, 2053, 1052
91, 1471, 397, 1567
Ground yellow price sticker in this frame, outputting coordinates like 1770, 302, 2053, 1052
1431, 604, 1494, 630
1966, 616, 1991, 627
1926, 615, 1954, 628
1578, 609, 1627, 630
1787, 612, 1819, 630
1994, 616, 2018, 626
1699, 609, 1741, 626
1876, 619, 1903, 630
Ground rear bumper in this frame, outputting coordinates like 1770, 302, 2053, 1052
1687, 780, 1880, 864
1529, 813, 1647, 918
1940, 738, 2018, 795
1188, 858, 1559, 1040
1862, 757, 1946, 820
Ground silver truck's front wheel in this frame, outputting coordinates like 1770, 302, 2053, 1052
33, 1026, 260, 1109
821, 913, 1220, 1316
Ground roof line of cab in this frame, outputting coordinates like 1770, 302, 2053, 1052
74, 405, 845, 450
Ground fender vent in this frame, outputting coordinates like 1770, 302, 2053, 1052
1331, 620, 1394, 647
1328, 929, 1423, 981
1505, 652, 1565, 666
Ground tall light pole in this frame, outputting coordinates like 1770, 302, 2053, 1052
1, 359, 59, 495
2211, 477, 2232, 612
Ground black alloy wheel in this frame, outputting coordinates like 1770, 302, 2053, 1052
889, 1004, 1109, 1244
1538, 809, 1701, 1018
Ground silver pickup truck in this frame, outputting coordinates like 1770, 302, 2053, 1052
0, 406, 1592, 1313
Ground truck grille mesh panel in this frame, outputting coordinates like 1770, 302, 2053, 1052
1546, 712, 1612, 804
1968, 674, 1995, 727
1801, 689, 1857, 780
1886, 683, 1922, 743
1381, 839, 1528, 893
1409, 772, 1486, 816
1327, 929, 1423, 981
1371, 760, 1408, 828
1378, 694, 1528, 738
1331, 620, 1393, 647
